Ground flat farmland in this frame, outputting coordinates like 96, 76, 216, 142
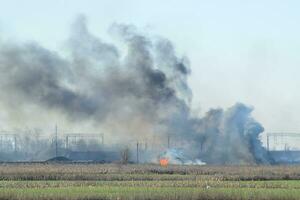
1, 164, 300, 199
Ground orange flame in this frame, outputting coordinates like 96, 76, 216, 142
160, 158, 169, 167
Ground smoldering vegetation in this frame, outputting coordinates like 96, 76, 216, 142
0, 16, 270, 164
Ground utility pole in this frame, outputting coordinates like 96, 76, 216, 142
66, 135, 69, 151
136, 141, 139, 164
266, 133, 269, 151
14, 135, 17, 153
167, 134, 170, 149
55, 125, 58, 157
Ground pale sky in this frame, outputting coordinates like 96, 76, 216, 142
0, 0, 300, 136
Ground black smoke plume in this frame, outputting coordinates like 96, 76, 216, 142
0, 16, 270, 164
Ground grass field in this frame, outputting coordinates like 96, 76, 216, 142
1, 164, 300, 199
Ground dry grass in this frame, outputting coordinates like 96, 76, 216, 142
0, 164, 300, 199
0, 163, 299, 181
1, 185, 300, 200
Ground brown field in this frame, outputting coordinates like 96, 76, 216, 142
1, 163, 300, 199
0, 163, 299, 181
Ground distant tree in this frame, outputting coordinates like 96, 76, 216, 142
120, 147, 130, 164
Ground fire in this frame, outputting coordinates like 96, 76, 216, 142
160, 158, 169, 167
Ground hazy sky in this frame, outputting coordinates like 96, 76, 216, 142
0, 0, 300, 134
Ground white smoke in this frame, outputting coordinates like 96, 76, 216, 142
160, 148, 206, 165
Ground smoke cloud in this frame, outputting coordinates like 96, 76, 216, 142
0, 16, 270, 164
192, 103, 270, 164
